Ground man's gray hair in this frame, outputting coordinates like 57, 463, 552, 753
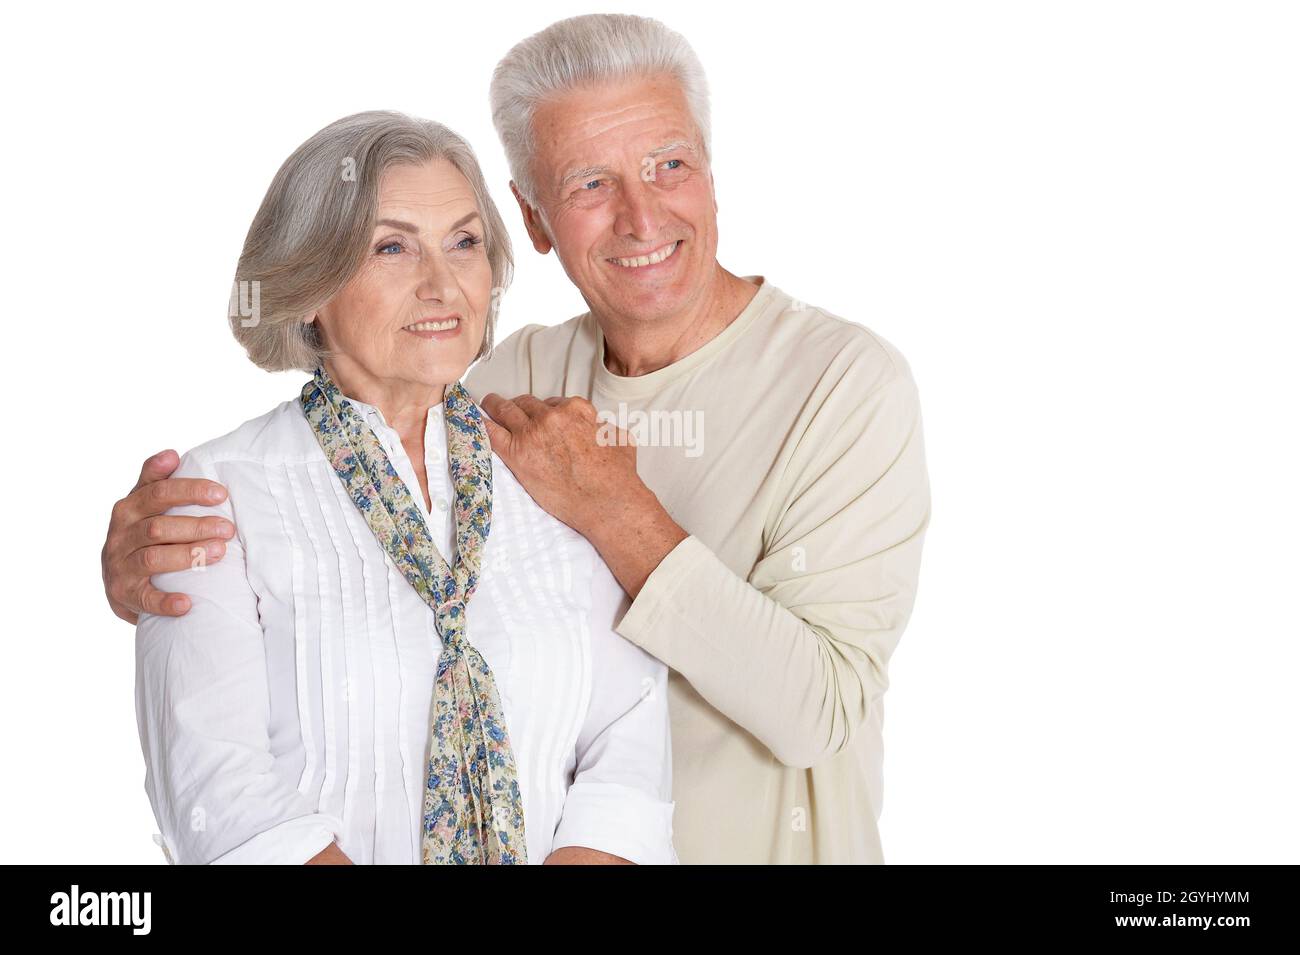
231, 110, 513, 373
489, 13, 711, 208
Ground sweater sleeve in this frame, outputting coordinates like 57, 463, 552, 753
614, 362, 931, 769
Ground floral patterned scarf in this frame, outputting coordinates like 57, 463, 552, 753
300, 364, 527, 864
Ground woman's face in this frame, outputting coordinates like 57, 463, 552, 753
313, 157, 493, 399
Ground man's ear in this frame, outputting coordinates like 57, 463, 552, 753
510, 181, 554, 255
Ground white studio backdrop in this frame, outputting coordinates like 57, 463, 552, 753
0, 0, 1295, 863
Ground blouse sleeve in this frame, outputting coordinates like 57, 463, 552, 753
549, 546, 678, 864
134, 448, 347, 864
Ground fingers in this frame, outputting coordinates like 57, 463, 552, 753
482, 416, 511, 458
110, 583, 195, 624
124, 538, 228, 580
510, 394, 552, 417
480, 393, 531, 433
539, 394, 597, 420
132, 449, 180, 492
107, 538, 221, 620
125, 513, 235, 554
516, 394, 597, 423
104, 474, 231, 623
481, 394, 599, 449
566, 396, 598, 421
125, 477, 229, 523
137, 584, 193, 619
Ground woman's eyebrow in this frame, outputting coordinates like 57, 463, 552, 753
374, 211, 481, 233
375, 217, 419, 232
447, 211, 481, 230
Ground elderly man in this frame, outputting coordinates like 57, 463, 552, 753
101, 13, 931, 864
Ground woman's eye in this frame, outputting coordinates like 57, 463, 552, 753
377, 241, 403, 254
454, 234, 482, 250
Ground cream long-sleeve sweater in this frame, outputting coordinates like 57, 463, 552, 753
464, 275, 931, 864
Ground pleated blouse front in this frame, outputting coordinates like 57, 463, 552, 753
134, 393, 676, 865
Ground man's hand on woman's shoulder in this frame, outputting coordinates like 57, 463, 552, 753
102, 449, 236, 624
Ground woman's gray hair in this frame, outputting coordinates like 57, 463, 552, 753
489, 13, 711, 208
231, 109, 513, 373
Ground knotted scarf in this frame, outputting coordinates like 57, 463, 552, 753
300, 364, 527, 864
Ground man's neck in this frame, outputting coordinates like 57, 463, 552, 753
596, 265, 760, 378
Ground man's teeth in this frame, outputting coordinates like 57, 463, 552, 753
406, 317, 459, 332
612, 241, 680, 268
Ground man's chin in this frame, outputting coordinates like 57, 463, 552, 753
597, 279, 697, 324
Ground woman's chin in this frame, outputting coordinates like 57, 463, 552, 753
405, 357, 473, 390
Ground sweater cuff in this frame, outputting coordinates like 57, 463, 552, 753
615, 535, 714, 654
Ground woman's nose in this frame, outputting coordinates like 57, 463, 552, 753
416, 250, 458, 303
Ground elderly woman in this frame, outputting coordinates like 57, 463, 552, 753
133, 110, 676, 865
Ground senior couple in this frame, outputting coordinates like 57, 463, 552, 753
103, 13, 931, 865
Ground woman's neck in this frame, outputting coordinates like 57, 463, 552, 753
324, 359, 448, 431
324, 359, 446, 513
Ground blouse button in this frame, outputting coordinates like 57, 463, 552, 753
434, 497, 449, 512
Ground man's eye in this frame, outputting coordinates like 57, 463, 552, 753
663, 159, 682, 170
582, 179, 602, 191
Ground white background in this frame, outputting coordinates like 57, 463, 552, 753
1, 0, 1296, 863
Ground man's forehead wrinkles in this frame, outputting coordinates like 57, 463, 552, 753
566, 104, 676, 141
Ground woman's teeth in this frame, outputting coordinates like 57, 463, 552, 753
405, 317, 459, 332
611, 240, 680, 269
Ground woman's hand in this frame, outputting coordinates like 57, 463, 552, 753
544, 846, 635, 865
305, 841, 354, 864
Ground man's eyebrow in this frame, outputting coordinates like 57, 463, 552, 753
646, 140, 697, 157
557, 141, 698, 190
373, 211, 481, 233
559, 165, 610, 189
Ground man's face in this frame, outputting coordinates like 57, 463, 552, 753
523, 72, 719, 327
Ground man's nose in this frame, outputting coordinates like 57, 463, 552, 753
613, 178, 667, 241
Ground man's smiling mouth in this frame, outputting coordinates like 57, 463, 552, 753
607, 240, 681, 269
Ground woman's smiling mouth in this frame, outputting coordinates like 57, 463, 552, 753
607, 239, 681, 269
402, 315, 461, 339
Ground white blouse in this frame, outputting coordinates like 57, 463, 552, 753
134, 388, 677, 865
